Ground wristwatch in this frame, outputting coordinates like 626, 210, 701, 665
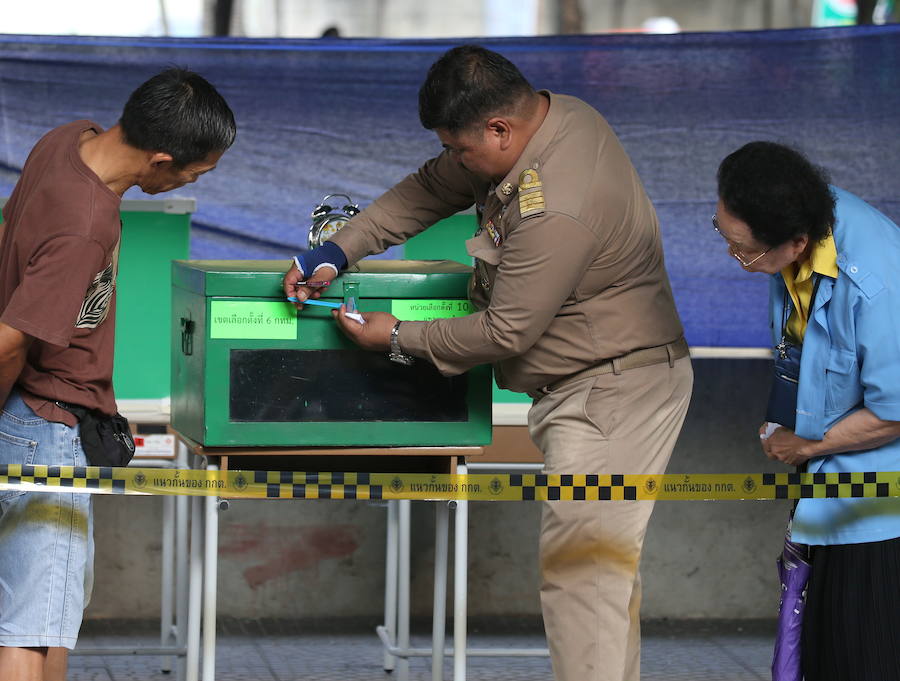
388, 321, 415, 366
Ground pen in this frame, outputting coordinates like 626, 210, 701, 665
293, 281, 331, 287
286, 297, 342, 308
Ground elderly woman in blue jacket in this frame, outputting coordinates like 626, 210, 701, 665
713, 141, 900, 681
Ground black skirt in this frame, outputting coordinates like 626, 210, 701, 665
802, 536, 900, 681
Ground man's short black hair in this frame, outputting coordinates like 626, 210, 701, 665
717, 141, 835, 248
418, 45, 535, 133
119, 67, 236, 167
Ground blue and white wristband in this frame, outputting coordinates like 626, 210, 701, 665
293, 256, 339, 278
293, 241, 348, 278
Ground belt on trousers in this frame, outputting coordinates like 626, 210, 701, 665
527, 336, 690, 399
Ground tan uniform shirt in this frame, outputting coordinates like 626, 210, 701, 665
330, 92, 684, 393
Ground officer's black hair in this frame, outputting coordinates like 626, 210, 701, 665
418, 45, 535, 133
119, 67, 236, 168
717, 141, 835, 248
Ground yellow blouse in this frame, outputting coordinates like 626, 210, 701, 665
782, 234, 838, 342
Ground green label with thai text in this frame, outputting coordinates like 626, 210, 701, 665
210, 301, 297, 339
391, 299, 475, 321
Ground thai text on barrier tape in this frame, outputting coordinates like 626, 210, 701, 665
3, 466, 900, 501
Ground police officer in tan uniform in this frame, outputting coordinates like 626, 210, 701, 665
284, 45, 693, 681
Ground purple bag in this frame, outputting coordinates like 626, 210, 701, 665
772, 520, 811, 681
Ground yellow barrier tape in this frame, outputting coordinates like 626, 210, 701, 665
3, 465, 900, 501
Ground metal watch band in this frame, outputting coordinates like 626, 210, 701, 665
388, 321, 414, 365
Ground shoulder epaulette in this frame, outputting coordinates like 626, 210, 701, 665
518, 168, 545, 219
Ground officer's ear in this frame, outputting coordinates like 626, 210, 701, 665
485, 117, 512, 149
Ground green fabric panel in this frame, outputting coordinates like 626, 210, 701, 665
114, 210, 191, 399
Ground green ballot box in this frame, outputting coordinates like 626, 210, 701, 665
171, 259, 492, 447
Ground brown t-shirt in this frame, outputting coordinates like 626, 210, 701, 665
0, 120, 122, 424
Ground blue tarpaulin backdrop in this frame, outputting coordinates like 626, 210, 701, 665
1, 28, 898, 348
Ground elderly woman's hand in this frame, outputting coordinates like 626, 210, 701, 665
759, 424, 814, 466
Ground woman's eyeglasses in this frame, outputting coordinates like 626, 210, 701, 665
712, 215, 771, 267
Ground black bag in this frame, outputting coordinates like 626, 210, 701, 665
766, 343, 802, 431
57, 402, 136, 467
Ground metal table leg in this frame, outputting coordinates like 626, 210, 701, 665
175, 492, 190, 680
160, 494, 175, 674
453, 462, 469, 681
185, 492, 204, 681
173, 442, 191, 680
431, 500, 450, 681
381, 500, 400, 672
201, 463, 220, 681
397, 499, 411, 680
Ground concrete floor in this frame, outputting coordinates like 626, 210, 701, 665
70, 618, 776, 680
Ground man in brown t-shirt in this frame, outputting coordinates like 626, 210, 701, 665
0, 68, 235, 680
284, 46, 693, 681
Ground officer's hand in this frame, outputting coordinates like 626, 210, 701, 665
283, 264, 338, 309
332, 308, 397, 351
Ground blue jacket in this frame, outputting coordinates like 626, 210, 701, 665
773, 187, 900, 545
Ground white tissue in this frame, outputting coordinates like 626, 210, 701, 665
760, 421, 782, 440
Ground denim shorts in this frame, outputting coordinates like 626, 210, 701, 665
0, 391, 94, 649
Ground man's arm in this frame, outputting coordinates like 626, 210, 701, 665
398, 212, 602, 374
287, 150, 479, 304
334, 211, 601, 371
0, 322, 32, 407
328, 151, 479, 266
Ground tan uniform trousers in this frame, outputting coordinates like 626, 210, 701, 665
528, 355, 693, 681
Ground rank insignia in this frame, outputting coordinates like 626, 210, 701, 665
485, 219, 502, 247
501, 182, 513, 196
518, 168, 545, 218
